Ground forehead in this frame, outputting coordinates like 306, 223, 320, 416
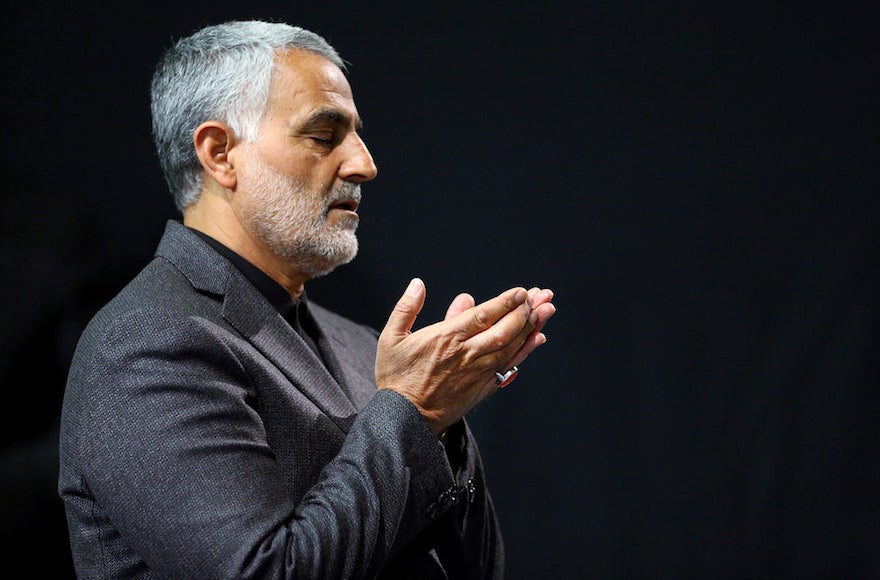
265, 49, 358, 122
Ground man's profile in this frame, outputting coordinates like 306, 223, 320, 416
58, 20, 555, 577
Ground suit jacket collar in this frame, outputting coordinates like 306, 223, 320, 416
155, 220, 362, 428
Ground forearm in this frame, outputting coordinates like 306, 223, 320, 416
257, 390, 455, 578
382, 418, 505, 576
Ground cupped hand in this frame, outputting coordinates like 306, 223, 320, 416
445, 286, 555, 382
375, 278, 555, 434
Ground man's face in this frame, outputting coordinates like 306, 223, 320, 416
233, 49, 378, 277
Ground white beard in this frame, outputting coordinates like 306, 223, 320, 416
238, 152, 360, 278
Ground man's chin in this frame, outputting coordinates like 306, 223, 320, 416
326, 211, 359, 231
302, 242, 358, 278
305, 253, 356, 279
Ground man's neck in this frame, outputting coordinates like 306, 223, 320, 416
183, 201, 308, 299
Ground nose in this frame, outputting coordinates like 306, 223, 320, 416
338, 132, 378, 183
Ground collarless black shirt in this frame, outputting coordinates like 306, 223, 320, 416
189, 227, 325, 363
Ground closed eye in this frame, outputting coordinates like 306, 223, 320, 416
298, 108, 363, 149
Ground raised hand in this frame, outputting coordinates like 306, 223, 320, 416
444, 286, 555, 385
376, 278, 556, 434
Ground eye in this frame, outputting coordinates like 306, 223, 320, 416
310, 133, 335, 146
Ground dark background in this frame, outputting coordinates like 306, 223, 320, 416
2, 2, 877, 577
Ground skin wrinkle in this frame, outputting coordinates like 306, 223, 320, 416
298, 108, 364, 135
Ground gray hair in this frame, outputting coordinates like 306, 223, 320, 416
150, 20, 346, 212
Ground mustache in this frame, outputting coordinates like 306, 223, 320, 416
325, 182, 361, 207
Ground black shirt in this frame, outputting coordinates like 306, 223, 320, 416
189, 228, 324, 363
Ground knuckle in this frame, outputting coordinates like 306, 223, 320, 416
472, 308, 490, 329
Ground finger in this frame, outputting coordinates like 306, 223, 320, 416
463, 293, 533, 355
448, 287, 529, 340
497, 301, 556, 373
529, 300, 557, 336
528, 288, 554, 310
493, 290, 555, 346
379, 278, 426, 345
506, 330, 548, 370
444, 292, 475, 321
467, 290, 555, 374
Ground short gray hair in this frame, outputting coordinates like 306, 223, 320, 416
150, 20, 345, 212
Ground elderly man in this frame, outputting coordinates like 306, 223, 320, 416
59, 20, 555, 578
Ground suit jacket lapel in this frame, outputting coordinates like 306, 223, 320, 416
310, 308, 377, 411
157, 221, 359, 431
222, 281, 360, 427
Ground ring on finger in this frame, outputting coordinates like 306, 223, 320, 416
494, 366, 519, 388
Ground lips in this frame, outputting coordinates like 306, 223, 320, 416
326, 183, 362, 214
330, 199, 359, 212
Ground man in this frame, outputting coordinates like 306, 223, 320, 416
59, 20, 555, 578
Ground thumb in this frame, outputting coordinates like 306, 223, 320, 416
380, 277, 426, 343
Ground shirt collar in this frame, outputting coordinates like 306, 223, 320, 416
188, 227, 302, 315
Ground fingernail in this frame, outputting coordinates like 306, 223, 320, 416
405, 278, 422, 297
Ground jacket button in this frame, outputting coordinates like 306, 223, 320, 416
427, 484, 460, 518
427, 502, 440, 518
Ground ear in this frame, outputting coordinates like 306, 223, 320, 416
193, 121, 238, 190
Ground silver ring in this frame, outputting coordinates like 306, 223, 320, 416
494, 366, 519, 387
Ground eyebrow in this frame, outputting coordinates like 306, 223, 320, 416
300, 108, 364, 133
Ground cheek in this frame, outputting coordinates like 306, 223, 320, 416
312, 162, 342, 194
284, 157, 336, 192
258, 142, 340, 195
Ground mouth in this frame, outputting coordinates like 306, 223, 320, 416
326, 182, 362, 215
329, 199, 359, 213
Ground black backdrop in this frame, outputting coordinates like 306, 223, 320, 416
2, 2, 877, 577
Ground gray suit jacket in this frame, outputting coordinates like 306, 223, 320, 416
59, 220, 503, 578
